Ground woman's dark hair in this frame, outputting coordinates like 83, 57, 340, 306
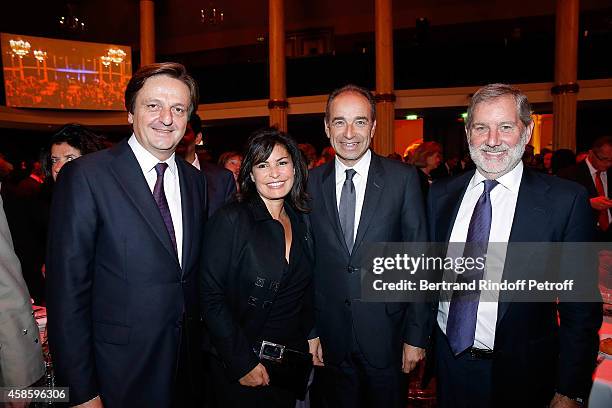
237, 128, 309, 213
42, 123, 108, 178
551, 148, 576, 175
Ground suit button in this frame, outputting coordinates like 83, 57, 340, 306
181, 280, 187, 284
344, 299, 351, 307
347, 266, 353, 273
22, 329, 28, 335
34, 338, 39, 343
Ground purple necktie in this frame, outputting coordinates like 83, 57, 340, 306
153, 163, 177, 255
446, 179, 498, 355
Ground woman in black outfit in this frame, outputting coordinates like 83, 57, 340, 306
201, 128, 314, 407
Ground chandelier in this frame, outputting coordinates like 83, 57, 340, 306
108, 48, 126, 64
33, 50, 47, 62
100, 56, 112, 67
58, 3, 86, 32
100, 48, 126, 67
201, 2, 225, 26
9, 40, 31, 58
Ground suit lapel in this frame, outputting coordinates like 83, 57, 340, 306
109, 140, 180, 268
497, 169, 551, 325
353, 154, 385, 253
320, 161, 349, 254
177, 158, 194, 275
437, 171, 473, 243
578, 161, 598, 197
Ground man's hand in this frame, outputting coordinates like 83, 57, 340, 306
239, 363, 270, 387
402, 343, 425, 374
73, 395, 104, 408
590, 196, 612, 211
549, 392, 581, 408
308, 337, 324, 366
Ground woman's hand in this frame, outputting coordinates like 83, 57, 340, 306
239, 363, 270, 387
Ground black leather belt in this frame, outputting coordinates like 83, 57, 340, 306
253, 341, 310, 363
467, 347, 494, 359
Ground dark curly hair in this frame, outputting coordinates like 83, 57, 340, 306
237, 128, 309, 213
42, 123, 108, 178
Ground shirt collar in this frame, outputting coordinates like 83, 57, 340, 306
585, 157, 598, 176
192, 153, 201, 170
468, 160, 523, 194
128, 134, 178, 175
334, 149, 372, 179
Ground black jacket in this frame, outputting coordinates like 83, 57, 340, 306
200, 196, 314, 380
308, 153, 432, 368
558, 160, 612, 240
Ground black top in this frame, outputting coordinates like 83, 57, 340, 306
201, 195, 314, 380
257, 208, 312, 351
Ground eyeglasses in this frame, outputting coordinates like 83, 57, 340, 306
592, 149, 612, 163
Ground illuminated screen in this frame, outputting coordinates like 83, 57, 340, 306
1, 33, 132, 110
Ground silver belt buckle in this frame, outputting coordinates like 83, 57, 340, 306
259, 340, 285, 362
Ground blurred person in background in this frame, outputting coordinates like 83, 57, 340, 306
1, 160, 48, 304
558, 136, 612, 241
177, 113, 236, 217
314, 146, 335, 167
551, 148, 577, 176
0, 193, 45, 404
410, 141, 443, 199
576, 151, 588, 163
41, 123, 108, 182
298, 143, 318, 169
218, 151, 243, 190
541, 150, 553, 174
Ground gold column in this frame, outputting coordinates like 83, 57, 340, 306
531, 114, 542, 154
552, 0, 579, 151
373, 0, 395, 156
140, 0, 156, 65
268, 0, 288, 131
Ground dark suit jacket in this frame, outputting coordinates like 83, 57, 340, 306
308, 153, 431, 368
46, 139, 208, 407
428, 168, 602, 405
558, 160, 612, 240
200, 196, 314, 380
199, 161, 236, 217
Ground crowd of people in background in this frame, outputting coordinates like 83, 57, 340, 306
0, 118, 605, 308
0, 63, 608, 408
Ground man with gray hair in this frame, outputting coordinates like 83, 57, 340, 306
428, 84, 601, 407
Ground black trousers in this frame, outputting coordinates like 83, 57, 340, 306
317, 331, 406, 408
435, 325, 493, 408
205, 353, 296, 408
171, 326, 202, 408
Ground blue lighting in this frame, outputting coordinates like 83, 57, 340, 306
55, 68, 98, 74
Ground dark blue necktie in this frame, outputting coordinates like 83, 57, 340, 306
153, 163, 177, 255
339, 169, 357, 253
446, 179, 498, 355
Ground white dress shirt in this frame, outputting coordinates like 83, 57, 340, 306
128, 135, 183, 267
191, 154, 201, 171
438, 161, 523, 349
585, 157, 611, 223
335, 149, 372, 242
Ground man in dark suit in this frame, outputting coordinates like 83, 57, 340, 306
46, 63, 208, 408
308, 84, 431, 407
428, 83, 601, 407
558, 136, 612, 241
176, 113, 236, 217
